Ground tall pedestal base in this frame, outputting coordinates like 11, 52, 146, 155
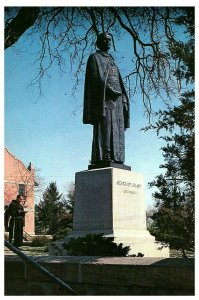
65, 168, 169, 257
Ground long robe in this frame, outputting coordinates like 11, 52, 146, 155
83, 50, 130, 164
6, 200, 25, 247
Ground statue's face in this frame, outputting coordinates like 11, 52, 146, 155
98, 34, 112, 52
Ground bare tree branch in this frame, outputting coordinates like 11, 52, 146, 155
5, 7, 40, 49
4, 7, 194, 121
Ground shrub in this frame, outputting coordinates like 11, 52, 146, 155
63, 233, 130, 256
52, 228, 71, 241
31, 235, 50, 247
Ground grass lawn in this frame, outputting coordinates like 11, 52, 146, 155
4, 244, 49, 256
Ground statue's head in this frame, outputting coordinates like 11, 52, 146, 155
96, 33, 112, 52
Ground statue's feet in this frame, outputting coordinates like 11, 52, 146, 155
113, 160, 123, 164
102, 148, 113, 162
103, 154, 112, 162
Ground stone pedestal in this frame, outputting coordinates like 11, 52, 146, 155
66, 167, 169, 257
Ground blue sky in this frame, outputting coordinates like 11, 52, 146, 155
3, 5, 194, 209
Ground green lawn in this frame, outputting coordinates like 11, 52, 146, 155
4, 245, 49, 256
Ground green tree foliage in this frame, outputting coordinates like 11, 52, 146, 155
64, 182, 75, 216
168, 7, 194, 85
147, 9, 194, 256
63, 233, 130, 256
51, 182, 75, 240
148, 93, 194, 254
35, 182, 70, 236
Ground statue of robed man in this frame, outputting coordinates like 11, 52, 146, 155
83, 33, 130, 166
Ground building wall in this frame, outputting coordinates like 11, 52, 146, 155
4, 148, 35, 234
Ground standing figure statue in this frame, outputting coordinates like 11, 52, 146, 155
83, 33, 130, 167
5, 195, 25, 248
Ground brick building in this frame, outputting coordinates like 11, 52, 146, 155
4, 148, 35, 234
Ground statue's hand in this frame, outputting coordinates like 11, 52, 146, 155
106, 84, 121, 98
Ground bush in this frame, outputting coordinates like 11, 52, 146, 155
52, 228, 71, 241
63, 233, 130, 256
31, 235, 50, 247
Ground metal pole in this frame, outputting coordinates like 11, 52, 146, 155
4, 240, 77, 295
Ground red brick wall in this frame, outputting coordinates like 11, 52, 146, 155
4, 148, 35, 234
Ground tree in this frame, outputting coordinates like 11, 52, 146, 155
4, 7, 194, 119
5, 7, 40, 49
153, 94, 194, 254
63, 182, 75, 216
35, 181, 63, 234
147, 10, 194, 256
52, 182, 75, 240
35, 181, 74, 238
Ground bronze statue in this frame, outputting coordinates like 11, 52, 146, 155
83, 33, 130, 167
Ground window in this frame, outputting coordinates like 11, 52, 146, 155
18, 184, 25, 197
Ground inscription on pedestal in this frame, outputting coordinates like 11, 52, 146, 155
117, 180, 142, 188
116, 180, 142, 194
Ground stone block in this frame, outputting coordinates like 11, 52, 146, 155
69, 168, 169, 257
73, 168, 147, 233
4, 257, 25, 279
